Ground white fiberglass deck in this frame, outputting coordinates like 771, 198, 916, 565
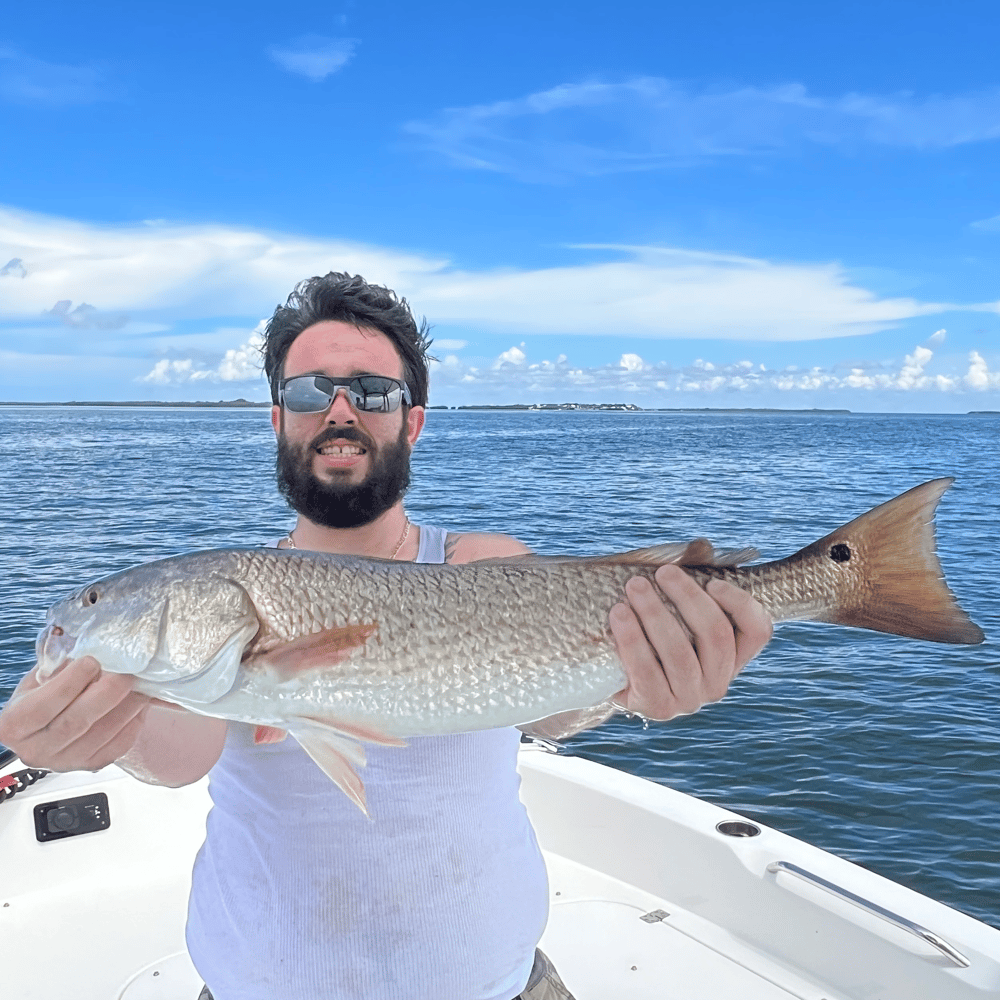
522, 749, 1000, 1000
542, 851, 804, 999
1, 749, 998, 999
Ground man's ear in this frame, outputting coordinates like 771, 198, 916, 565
406, 405, 425, 446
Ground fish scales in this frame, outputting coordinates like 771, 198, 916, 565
231, 553, 643, 733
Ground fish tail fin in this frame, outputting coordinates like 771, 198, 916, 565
798, 478, 983, 644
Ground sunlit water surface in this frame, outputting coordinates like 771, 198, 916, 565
1, 407, 997, 926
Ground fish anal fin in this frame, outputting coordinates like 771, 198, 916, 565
253, 622, 377, 677
299, 714, 407, 749
291, 716, 408, 815
294, 731, 371, 817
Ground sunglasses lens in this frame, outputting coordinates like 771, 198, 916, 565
354, 376, 403, 413
282, 376, 335, 413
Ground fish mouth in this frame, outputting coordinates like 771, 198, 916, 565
35, 623, 80, 678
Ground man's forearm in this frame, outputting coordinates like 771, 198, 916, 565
116, 705, 227, 787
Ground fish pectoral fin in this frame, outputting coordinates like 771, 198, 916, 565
294, 730, 372, 817
253, 725, 288, 745
254, 622, 378, 678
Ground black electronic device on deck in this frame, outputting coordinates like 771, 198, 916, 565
33, 793, 110, 842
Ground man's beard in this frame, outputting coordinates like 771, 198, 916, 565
276, 424, 412, 529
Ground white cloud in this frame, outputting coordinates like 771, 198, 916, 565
965, 351, 1000, 389
897, 345, 933, 388
1, 206, 995, 350
406, 78, 1000, 181
433, 338, 467, 349
420, 246, 956, 341
218, 333, 265, 381
142, 358, 197, 385
267, 36, 358, 82
140, 331, 264, 385
427, 337, 1000, 403
495, 344, 527, 367
0, 47, 105, 106
970, 213, 1000, 232
0, 205, 445, 324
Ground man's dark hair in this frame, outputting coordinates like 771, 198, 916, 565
261, 272, 433, 407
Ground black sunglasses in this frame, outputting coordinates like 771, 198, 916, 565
278, 374, 413, 414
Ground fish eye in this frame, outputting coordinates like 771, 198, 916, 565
83, 589, 100, 606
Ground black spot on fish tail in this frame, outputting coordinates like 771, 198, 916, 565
829, 543, 851, 563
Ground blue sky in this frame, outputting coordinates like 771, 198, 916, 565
1, 0, 998, 411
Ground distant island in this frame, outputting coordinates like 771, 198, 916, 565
0, 399, 853, 413
0, 399, 271, 408
447, 403, 852, 414
2, 400, 997, 415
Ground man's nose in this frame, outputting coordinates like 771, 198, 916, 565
324, 385, 358, 422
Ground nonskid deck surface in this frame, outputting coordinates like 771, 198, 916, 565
541, 852, 808, 1000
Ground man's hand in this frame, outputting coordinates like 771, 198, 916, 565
0, 658, 228, 785
611, 565, 772, 720
0, 657, 150, 772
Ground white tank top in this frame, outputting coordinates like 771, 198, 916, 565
187, 525, 548, 1000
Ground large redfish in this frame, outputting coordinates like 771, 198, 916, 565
34, 479, 984, 812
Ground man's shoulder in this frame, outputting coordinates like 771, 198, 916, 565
444, 531, 532, 565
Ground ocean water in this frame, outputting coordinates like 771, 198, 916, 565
1, 406, 998, 927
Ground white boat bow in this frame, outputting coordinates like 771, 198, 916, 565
2, 746, 998, 999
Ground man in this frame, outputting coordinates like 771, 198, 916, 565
0, 273, 772, 999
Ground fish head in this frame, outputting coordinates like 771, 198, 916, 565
36, 555, 261, 705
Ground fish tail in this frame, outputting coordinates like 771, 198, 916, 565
786, 478, 984, 644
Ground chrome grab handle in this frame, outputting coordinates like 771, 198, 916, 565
766, 860, 970, 968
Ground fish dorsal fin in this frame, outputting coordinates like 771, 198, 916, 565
587, 539, 760, 567
473, 539, 759, 568
695, 545, 760, 568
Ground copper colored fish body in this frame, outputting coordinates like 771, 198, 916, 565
34, 478, 984, 812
